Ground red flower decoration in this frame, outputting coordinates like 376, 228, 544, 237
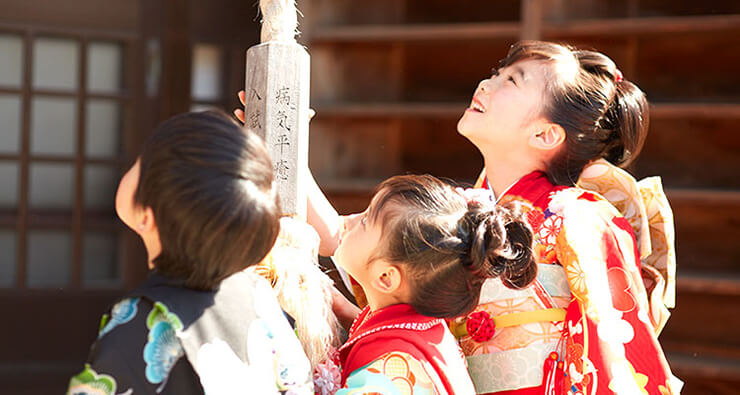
466, 310, 496, 343
578, 191, 598, 202
526, 209, 545, 231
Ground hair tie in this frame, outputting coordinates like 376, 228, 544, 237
455, 187, 495, 209
614, 69, 623, 83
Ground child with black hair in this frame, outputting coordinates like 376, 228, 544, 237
67, 111, 313, 394
331, 174, 536, 395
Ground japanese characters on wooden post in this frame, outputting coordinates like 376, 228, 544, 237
245, 0, 310, 219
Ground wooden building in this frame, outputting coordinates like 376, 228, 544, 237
0, 0, 737, 393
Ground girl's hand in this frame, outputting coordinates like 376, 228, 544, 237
331, 286, 360, 332
234, 90, 247, 123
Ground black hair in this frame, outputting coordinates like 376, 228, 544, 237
134, 111, 280, 290
500, 40, 650, 185
368, 175, 536, 318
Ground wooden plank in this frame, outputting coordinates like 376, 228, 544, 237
311, 22, 520, 43
676, 272, 740, 296
0, 18, 138, 41
314, 102, 465, 118
637, 116, 740, 189
310, 14, 740, 44
544, 14, 740, 37
666, 189, 740, 204
314, 101, 740, 119
651, 103, 740, 119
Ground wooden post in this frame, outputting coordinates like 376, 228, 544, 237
521, 0, 543, 40
245, 0, 310, 219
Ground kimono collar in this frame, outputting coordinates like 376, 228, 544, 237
339, 304, 443, 354
492, 171, 561, 210
487, 177, 519, 204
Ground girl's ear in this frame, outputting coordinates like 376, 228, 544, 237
529, 122, 566, 152
370, 263, 403, 295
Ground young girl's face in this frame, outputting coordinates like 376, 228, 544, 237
457, 59, 552, 151
333, 208, 384, 288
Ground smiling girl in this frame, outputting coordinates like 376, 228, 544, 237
295, 40, 679, 394
452, 41, 679, 395
235, 38, 678, 394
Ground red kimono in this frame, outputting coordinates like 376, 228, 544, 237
454, 170, 680, 395
338, 303, 476, 395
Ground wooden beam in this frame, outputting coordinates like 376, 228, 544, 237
544, 14, 740, 37
309, 14, 740, 44
313, 101, 740, 120
520, 0, 543, 40
311, 22, 520, 43
651, 103, 740, 119
676, 272, 740, 296
158, 0, 192, 120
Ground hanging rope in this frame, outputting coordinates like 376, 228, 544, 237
260, 0, 298, 43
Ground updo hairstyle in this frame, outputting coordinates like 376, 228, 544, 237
367, 175, 536, 318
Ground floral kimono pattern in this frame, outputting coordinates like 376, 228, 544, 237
338, 304, 476, 395
456, 169, 680, 394
67, 271, 313, 395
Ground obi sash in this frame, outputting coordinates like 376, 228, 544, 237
460, 264, 570, 394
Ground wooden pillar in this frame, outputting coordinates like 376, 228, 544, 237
245, 0, 310, 219
521, 0, 544, 40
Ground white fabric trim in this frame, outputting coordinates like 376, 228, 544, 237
330, 256, 355, 297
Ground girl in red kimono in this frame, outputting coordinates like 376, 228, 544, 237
236, 40, 680, 395
449, 41, 680, 394
332, 175, 536, 395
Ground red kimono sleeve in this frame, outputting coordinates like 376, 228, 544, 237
552, 189, 681, 395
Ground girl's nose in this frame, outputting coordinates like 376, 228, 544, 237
477, 80, 487, 93
342, 212, 363, 234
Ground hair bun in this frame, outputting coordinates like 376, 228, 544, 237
460, 203, 537, 289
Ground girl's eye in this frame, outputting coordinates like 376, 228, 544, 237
508, 76, 516, 85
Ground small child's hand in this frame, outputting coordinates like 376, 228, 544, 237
233, 90, 247, 123
331, 286, 360, 332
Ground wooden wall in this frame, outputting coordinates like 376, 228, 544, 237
301, 1, 740, 393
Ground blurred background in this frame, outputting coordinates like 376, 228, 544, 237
0, 0, 738, 393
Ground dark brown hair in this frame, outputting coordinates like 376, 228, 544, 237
499, 40, 650, 185
134, 111, 280, 290
368, 175, 536, 318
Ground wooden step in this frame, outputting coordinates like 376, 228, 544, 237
311, 14, 740, 44
313, 101, 740, 120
